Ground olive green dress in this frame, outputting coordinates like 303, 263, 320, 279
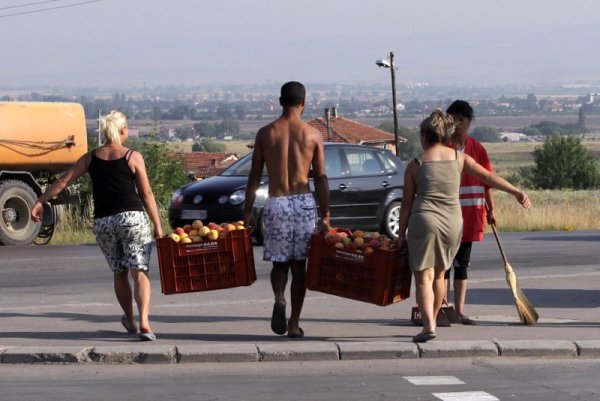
407, 158, 463, 272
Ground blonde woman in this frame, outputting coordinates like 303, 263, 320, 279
397, 109, 531, 343
32, 110, 163, 341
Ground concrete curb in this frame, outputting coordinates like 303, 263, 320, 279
1, 340, 599, 364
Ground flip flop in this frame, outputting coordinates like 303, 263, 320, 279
458, 315, 477, 325
271, 300, 287, 335
287, 327, 304, 338
139, 332, 157, 341
121, 315, 137, 334
412, 332, 436, 343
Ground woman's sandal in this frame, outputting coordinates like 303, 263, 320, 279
120, 315, 137, 334
412, 332, 436, 343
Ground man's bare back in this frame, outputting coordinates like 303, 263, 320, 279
255, 115, 321, 197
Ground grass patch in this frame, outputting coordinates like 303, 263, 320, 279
491, 190, 600, 232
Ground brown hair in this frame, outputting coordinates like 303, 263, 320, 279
420, 109, 455, 144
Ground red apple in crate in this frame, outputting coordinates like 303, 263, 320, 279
183, 224, 193, 233
174, 227, 185, 236
345, 242, 358, 252
369, 239, 381, 249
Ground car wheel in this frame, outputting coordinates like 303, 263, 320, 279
382, 201, 401, 239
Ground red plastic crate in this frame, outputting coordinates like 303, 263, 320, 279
156, 229, 256, 295
306, 232, 411, 306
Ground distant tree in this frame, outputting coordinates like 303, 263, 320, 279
192, 138, 227, 153
531, 136, 600, 190
140, 142, 189, 208
522, 127, 541, 137
378, 120, 420, 160
578, 108, 587, 133
471, 126, 501, 142
216, 103, 233, 119
193, 122, 217, 138
531, 121, 561, 136
234, 104, 248, 120
175, 126, 195, 140
217, 119, 240, 137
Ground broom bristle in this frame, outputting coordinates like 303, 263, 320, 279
505, 262, 539, 325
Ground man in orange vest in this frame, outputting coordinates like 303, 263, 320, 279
445, 100, 495, 325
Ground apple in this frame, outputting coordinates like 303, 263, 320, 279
207, 222, 219, 230
169, 233, 181, 243
369, 239, 381, 249
363, 246, 374, 255
188, 229, 199, 237
183, 224, 193, 233
338, 231, 348, 239
353, 230, 365, 238
192, 220, 204, 230
234, 224, 245, 230
342, 237, 352, 247
225, 223, 236, 232
179, 232, 189, 239
207, 229, 219, 240
354, 237, 365, 248
345, 242, 357, 252
181, 237, 192, 244
333, 242, 345, 249
199, 226, 211, 237
192, 235, 202, 242
174, 227, 185, 236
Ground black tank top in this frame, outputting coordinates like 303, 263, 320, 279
88, 149, 144, 219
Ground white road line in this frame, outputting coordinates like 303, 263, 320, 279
470, 271, 600, 284
403, 376, 465, 385
433, 391, 499, 401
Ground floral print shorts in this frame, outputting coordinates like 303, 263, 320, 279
263, 193, 316, 262
92, 211, 153, 273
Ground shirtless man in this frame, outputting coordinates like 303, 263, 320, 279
243, 81, 330, 338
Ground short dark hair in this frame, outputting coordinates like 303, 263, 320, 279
279, 81, 306, 107
446, 100, 474, 121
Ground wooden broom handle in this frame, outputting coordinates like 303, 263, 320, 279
485, 203, 510, 265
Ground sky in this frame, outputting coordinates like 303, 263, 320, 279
1, 0, 600, 89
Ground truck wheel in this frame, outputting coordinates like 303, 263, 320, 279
0, 180, 41, 245
382, 201, 401, 239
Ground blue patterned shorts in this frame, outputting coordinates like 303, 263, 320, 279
92, 211, 153, 273
263, 193, 316, 262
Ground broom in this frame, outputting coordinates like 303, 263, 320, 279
487, 210, 539, 325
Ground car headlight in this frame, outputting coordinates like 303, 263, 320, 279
255, 187, 268, 198
229, 190, 245, 205
170, 189, 183, 206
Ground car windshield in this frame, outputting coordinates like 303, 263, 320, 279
220, 153, 267, 177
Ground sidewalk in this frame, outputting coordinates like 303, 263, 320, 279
1, 234, 599, 364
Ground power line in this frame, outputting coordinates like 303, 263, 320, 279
0, 0, 67, 11
0, 0, 102, 18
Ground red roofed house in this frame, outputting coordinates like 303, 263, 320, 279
307, 109, 405, 152
182, 152, 238, 180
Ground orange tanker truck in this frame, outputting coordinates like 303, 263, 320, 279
0, 101, 88, 245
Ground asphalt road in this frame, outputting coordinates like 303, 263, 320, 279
0, 230, 599, 347
1, 358, 599, 401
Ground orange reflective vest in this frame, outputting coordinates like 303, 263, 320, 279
447, 136, 493, 242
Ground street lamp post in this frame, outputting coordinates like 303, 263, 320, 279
376, 51, 400, 157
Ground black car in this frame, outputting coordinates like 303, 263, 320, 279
168, 143, 405, 243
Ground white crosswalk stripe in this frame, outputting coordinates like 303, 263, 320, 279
433, 391, 499, 401
403, 376, 465, 385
